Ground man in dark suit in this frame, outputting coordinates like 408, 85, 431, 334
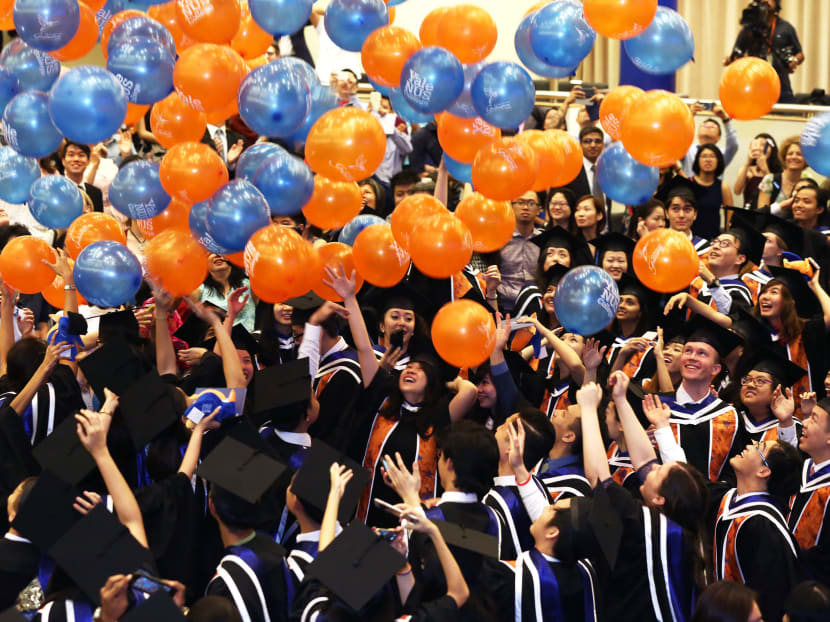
60, 141, 104, 212
556, 125, 615, 229
200, 118, 255, 175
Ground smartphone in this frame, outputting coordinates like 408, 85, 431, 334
700, 101, 715, 111
369, 91, 382, 111
376, 528, 399, 542
130, 569, 174, 596
586, 101, 600, 122
389, 330, 405, 350
373, 498, 420, 522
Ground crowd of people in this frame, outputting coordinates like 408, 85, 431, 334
1, 2, 830, 622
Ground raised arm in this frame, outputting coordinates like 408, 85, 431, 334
447, 376, 477, 422
150, 280, 177, 377
608, 371, 658, 469
10, 342, 72, 416
178, 409, 220, 479
807, 265, 830, 331
0, 283, 16, 377
581, 337, 607, 385
664, 292, 732, 328
319, 462, 354, 552
652, 327, 676, 393
185, 299, 246, 388
43, 248, 78, 315
528, 316, 586, 384
575, 382, 611, 485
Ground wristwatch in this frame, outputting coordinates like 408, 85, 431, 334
707, 278, 721, 289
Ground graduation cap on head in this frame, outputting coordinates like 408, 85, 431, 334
120, 592, 187, 622
684, 315, 744, 359
735, 345, 806, 389
727, 207, 805, 258
659, 308, 687, 345
173, 312, 212, 348
49, 504, 155, 604
119, 371, 181, 450
12, 470, 82, 551
767, 265, 821, 319
729, 306, 772, 349
79, 340, 146, 403
64, 311, 88, 336
593, 232, 636, 264
722, 217, 766, 267
204, 324, 261, 359
543, 263, 570, 289
32, 416, 96, 485
432, 518, 500, 559
531, 226, 593, 267
98, 310, 140, 344
656, 174, 696, 205
290, 439, 370, 523
196, 436, 287, 504
307, 521, 407, 612
284, 291, 326, 311
358, 274, 445, 326
249, 358, 311, 425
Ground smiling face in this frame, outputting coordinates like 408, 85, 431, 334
667, 196, 697, 233
602, 250, 628, 280
382, 307, 416, 346
784, 143, 806, 171
661, 341, 685, 374
758, 283, 784, 320
575, 198, 600, 230
800, 405, 830, 457
273, 303, 293, 327
62, 144, 89, 179
739, 370, 775, 409
680, 341, 721, 383
561, 333, 585, 358
543, 284, 556, 315
237, 349, 255, 386
792, 187, 824, 227
615, 293, 641, 322
543, 245, 571, 270
208, 253, 231, 280
359, 183, 377, 211
476, 373, 497, 409
399, 361, 428, 398
547, 192, 572, 224
708, 234, 743, 272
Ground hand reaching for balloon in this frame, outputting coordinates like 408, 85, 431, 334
663, 292, 690, 315
185, 298, 223, 329
608, 370, 630, 401
770, 385, 795, 425
576, 382, 602, 411
42, 247, 73, 284
642, 394, 671, 430
16, 307, 34, 338
226, 286, 250, 322
582, 337, 607, 370
322, 263, 357, 301
328, 462, 354, 503
493, 313, 512, 352
76, 409, 112, 460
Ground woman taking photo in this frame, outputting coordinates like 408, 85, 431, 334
756, 136, 812, 215
733, 133, 780, 210
690, 144, 733, 240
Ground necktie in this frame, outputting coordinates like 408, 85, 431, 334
591, 164, 604, 202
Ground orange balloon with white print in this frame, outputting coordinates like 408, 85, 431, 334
137, 198, 191, 239
545, 129, 583, 187
583, 0, 658, 39
148, 1, 188, 50
244, 225, 318, 303
361, 25, 421, 89
599, 85, 645, 141
472, 137, 538, 201
305, 107, 386, 183
437, 113, 500, 164
173, 43, 245, 113
150, 92, 208, 149
431, 299, 497, 368
144, 228, 209, 297
632, 228, 698, 293
159, 142, 229, 204
231, 5, 272, 59
302, 176, 362, 231
65, 213, 127, 260
352, 224, 410, 287
41, 258, 88, 308
435, 4, 497, 65
389, 194, 447, 252
312, 242, 364, 302
0, 236, 56, 294
175, 0, 240, 44
514, 130, 565, 192
454, 193, 515, 253
408, 211, 473, 279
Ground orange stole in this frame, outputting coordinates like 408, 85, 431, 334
741, 275, 762, 306
785, 336, 811, 414
314, 371, 334, 400
607, 442, 634, 487
789, 487, 830, 549
689, 276, 718, 313
671, 408, 738, 481
715, 495, 747, 582
356, 411, 438, 522
542, 390, 570, 419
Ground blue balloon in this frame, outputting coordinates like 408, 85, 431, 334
389, 87, 432, 125
368, 78, 391, 97
107, 38, 175, 105
275, 56, 319, 87
801, 111, 830, 177
206, 180, 271, 252
252, 151, 314, 216
236, 143, 286, 181
74, 241, 143, 308
28, 175, 83, 228
107, 17, 176, 58
324, 0, 388, 52
249, 0, 314, 37
338, 214, 385, 246
284, 83, 339, 147
95, 0, 126, 38
1, 39, 61, 92
238, 59, 311, 137
13, 0, 80, 52
596, 142, 660, 206
447, 62, 485, 119
48, 66, 127, 145
514, 12, 576, 79
553, 266, 620, 336
443, 154, 472, 184
0, 67, 21, 118
2, 91, 62, 158
387, 0, 404, 4
189, 200, 231, 254
529, 0, 596, 69
0, 147, 40, 203
623, 7, 694, 75
108, 160, 171, 219
471, 62, 535, 130
400, 47, 464, 114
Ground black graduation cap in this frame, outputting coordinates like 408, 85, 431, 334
735, 345, 806, 389
290, 439, 370, 523
49, 505, 155, 604
98, 310, 140, 344
659, 308, 687, 345
727, 207, 805, 258
32, 416, 96, 485
530, 226, 593, 266
656, 174, 696, 206
569, 483, 623, 570
121, 592, 187, 622
723, 218, 766, 267
432, 518, 499, 559
684, 315, 744, 359
593, 232, 635, 263
79, 341, 146, 403
204, 324, 261, 358
543, 263, 570, 288
307, 521, 407, 612
729, 306, 772, 349
173, 312, 212, 347
12, 470, 81, 551
249, 358, 311, 424
767, 265, 821, 319
0, 608, 27, 622
119, 371, 181, 450
359, 268, 450, 325
65, 311, 88, 336
284, 291, 326, 311
196, 436, 287, 503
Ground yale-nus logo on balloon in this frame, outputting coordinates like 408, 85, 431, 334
597, 281, 620, 319
403, 70, 433, 108
127, 198, 158, 220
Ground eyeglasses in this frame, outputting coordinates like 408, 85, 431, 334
581, 138, 603, 145
740, 375, 774, 387
752, 440, 771, 470
512, 199, 540, 208
710, 238, 737, 249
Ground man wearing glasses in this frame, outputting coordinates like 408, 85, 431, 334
556, 126, 609, 216
495, 192, 544, 313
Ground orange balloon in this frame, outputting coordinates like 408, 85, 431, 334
305, 108, 387, 183
431, 299, 497, 368
523, 1, 548, 17
419, 7, 449, 47
388, 5, 394, 23
621, 90, 694, 167
515, 130, 565, 191
437, 113, 500, 164
719, 57, 780, 121
361, 26, 421, 89
0, 236, 56, 294
144, 228, 209, 296
204, 97, 239, 125
244, 225, 318, 302
352, 224, 410, 287
65, 213, 127, 260
124, 102, 149, 126
583, 0, 657, 39
246, 54, 268, 69
148, 1, 187, 50
435, 4, 497, 65
173, 43, 245, 113
472, 137, 538, 201
599, 85, 645, 141
175, 0, 240, 44
390, 194, 447, 251
225, 250, 245, 267
42, 259, 88, 308
545, 129, 583, 187
150, 92, 208, 149
302, 176, 362, 231
137, 198, 191, 239
312, 242, 364, 302
231, 8, 272, 59
0, 6, 13, 29
101, 10, 146, 58
50, 3, 98, 61
159, 142, 229, 204
408, 211, 473, 279
83, 0, 106, 11
632, 228, 698, 293
454, 193, 515, 253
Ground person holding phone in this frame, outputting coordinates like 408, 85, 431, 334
734, 134, 781, 210
681, 105, 738, 178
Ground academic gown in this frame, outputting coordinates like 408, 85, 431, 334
308, 343, 362, 448
284, 532, 320, 596
484, 475, 550, 561
258, 428, 310, 547
287, 577, 403, 622
536, 455, 593, 502
0, 533, 39, 609
606, 443, 640, 498
514, 548, 599, 622
788, 459, 830, 586
736, 409, 802, 445
688, 276, 753, 313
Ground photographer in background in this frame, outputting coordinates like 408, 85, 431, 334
725, 0, 804, 103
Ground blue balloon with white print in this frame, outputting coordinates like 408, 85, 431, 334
252, 150, 315, 216
74, 241, 143, 308
13, 0, 80, 52
236, 143, 286, 182
471, 62, 535, 130
0, 147, 40, 204
28, 175, 83, 229
0, 39, 60, 93
529, 0, 595, 70
553, 266, 619, 336
596, 142, 660, 206
400, 47, 464, 114
622, 7, 694, 75
109, 160, 171, 219
2, 91, 62, 158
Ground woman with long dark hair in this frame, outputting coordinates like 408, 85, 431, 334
605, 275, 657, 381
691, 581, 762, 622
196, 254, 256, 332
733, 133, 781, 210
690, 144, 733, 240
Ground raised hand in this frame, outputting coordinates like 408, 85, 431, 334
609, 370, 630, 401
642, 393, 671, 430
664, 293, 690, 315
800, 391, 817, 418
505, 418, 527, 477
770, 385, 795, 424
379, 346, 403, 371
576, 382, 602, 410
73, 490, 102, 515
309, 300, 350, 326
42, 247, 73, 283
76, 409, 112, 459
227, 286, 250, 321
185, 298, 223, 328
328, 462, 354, 503
322, 263, 357, 301
582, 337, 607, 370
382, 451, 421, 506
493, 313, 512, 352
